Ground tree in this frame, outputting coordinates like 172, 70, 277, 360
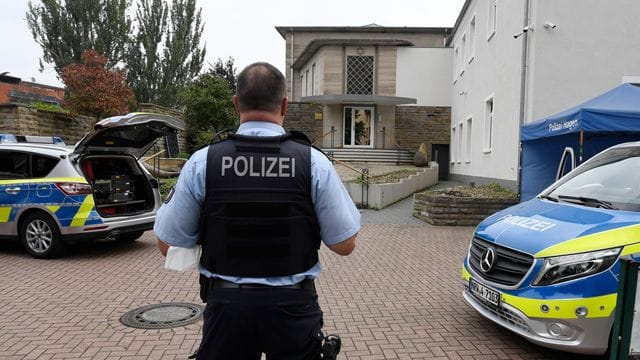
180, 73, 237, 149
26, 0, 131, 76
127, 0, 206, 107
61, 50, 134, 121
209, 57, 237, 94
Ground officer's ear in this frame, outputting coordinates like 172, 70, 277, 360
232, 95, 241, 115
280, 97, 288, 117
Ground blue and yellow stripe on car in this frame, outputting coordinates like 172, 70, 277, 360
462, 266, 617, 320
0, 177, 88, 185
0, 207, 11, 222
535, 223, 640, 257
0, 178, 103, 227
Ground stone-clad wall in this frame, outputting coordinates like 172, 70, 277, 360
395, 106, 451, 156
413, 193, 518, 226
0, 103, 187, 154
0, 104, 93, 144
283, 102, 324, 145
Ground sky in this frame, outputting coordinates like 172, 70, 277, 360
1, 0, 465, 88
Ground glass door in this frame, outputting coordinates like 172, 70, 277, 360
343, 107, 374, 147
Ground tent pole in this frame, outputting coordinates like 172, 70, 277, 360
579, 130, 584, 163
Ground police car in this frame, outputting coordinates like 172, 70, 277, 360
0, 113, 183, 258
462, 141, 640, 355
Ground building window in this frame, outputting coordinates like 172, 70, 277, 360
457, 122, 463, 164
453, 47, 459, 82
460, 34, 466, 75
488, 0, 497, 40
451, 126, 456, 164
484, 96, 494, 153
305, 69, 309, 97
346, 55, 374, 95
468, 16, 476, 62
301, 73, 306, 97
311, 63, 316, 96
465, 117, 472, 163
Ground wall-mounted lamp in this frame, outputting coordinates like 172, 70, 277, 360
543, 21, 557, 29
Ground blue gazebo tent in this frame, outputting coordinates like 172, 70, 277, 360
520, 83, 640, 201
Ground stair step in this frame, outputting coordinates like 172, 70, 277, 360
322, 148, 414, 164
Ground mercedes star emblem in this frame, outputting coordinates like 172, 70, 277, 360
480, 248, 496, 273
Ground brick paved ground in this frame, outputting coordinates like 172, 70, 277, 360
0, 197, 606, 359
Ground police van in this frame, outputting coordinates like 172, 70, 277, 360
0, 113, 183, 258
462, 141, 640, 355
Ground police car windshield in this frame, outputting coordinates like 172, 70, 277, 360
546, 146, 640, 212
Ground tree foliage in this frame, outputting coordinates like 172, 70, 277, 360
27, 0, 206, 108
209, 57, 237, 94
180, 73, 237, 149
127, 0, 206, 107
61, 50, 134, 120
26, 0, 131, 75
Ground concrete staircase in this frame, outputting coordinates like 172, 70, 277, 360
322, 148, 414, 164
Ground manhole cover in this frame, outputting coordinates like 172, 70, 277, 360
121, 302, 204, 329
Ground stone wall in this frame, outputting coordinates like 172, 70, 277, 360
0, 104, 93, 144
395, 106, 451, 156
413, 193, 518, 226
0, 103, 187, 155
284, 102, 324, 145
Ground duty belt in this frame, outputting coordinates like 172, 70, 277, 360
211, 277, 315, 292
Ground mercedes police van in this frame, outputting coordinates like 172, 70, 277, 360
462, 141, 640, 355
0, 113, 183, 259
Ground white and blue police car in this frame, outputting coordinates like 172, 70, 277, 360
463, 141, 640, 355
0, 113, 183, 258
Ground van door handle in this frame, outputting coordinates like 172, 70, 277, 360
5, 187, 21, 195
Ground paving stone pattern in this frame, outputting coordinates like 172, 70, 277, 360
0, 204, 606, 359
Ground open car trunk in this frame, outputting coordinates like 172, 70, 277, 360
81, 155, 154, 217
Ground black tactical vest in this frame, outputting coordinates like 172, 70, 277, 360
199, 133, 321, 277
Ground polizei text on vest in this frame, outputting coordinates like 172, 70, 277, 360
221, 156, 296, 178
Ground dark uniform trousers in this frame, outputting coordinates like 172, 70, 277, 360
196, 283, 324, 360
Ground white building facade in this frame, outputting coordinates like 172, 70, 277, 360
448, 0, 640, 190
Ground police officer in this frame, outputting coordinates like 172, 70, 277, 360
154, 62, 360, 359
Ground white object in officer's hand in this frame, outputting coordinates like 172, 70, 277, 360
164, 246, 201, 272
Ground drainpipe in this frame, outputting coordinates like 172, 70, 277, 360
517, 0, 531, 197
290, 29, 294, 99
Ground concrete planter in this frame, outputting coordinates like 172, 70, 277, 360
412, 191, 518, 226
345, 163, 439, 209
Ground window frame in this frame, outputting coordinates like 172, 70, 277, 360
345, 55, 375, 95
465, 116, 473, 163
483, 95, 495, 154
487, 0, 497, 41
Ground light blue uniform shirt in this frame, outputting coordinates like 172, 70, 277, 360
154, 121, 361, 285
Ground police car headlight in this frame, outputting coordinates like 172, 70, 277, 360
533, 248, 621, 286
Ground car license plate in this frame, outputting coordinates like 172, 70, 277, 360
469, 278, 500, 306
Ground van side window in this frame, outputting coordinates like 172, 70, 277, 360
32, 154, 60, 178
0, 151, 29, 179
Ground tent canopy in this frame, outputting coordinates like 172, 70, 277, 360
520, 83, 640, 201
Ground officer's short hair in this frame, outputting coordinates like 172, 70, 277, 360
236, 62, 286, 112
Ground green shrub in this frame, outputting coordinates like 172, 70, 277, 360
159, 178, 178, 200
32, 101, 70, 115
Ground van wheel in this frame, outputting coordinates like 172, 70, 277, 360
20, 213, 65, 259
118, 231, 144, 243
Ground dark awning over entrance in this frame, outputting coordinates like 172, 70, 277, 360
301, 94, 416, 106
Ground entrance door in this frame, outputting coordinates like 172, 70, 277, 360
343, 107, 374, 147
431, 144, 450, 180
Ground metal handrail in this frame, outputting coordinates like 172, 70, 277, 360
312, 128, 336, 146
327, 155, 372, 179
